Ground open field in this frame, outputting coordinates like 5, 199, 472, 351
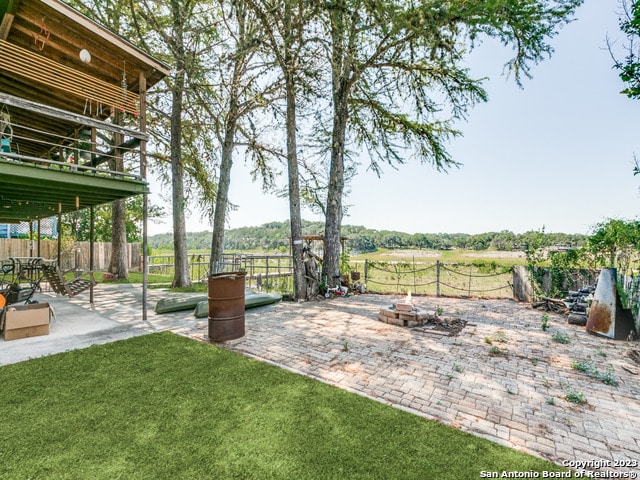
349, 249, 525, 298
351, 248, 527, 267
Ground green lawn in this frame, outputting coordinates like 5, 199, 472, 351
0, 333, 568, 479
97, 271, 174, 285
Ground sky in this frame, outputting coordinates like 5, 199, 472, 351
147, 1, 640, 237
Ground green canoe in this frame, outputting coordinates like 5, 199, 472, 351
193, 291, 282, 318
154, 290, 281, 315
154, 294, 207, 314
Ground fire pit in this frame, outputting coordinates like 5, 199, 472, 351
378, 292, 434, 327
377, 291, 467, 335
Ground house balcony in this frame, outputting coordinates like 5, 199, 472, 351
0, 0, 169, 224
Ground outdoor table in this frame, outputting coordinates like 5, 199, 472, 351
8, 257, 44, 288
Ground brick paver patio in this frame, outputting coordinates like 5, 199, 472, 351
175, 293, 640, 475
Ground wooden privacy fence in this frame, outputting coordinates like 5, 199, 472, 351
0, 238, 140, 271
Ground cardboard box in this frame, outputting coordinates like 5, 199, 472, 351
3, 303, 50, 341
4, 325, 49, 341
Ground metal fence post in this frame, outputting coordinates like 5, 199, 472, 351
436, 260, 440, 297
266, 258, 270, 292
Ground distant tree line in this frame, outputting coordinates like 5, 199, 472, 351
148, 221, 588, 254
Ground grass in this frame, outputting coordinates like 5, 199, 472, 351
97, 272, 209, 293
571, 359, 619, 387
101, 247, 520, 297
541, 313, 550, 332
551, 332, 570, 344
105, 267, 292, 295
350, 248, 526, 268
0, 333, 567, 479
563, 386, 587, 405
489, 345, 509, 356
97, 271, 173, 285
494, 330, 507, 343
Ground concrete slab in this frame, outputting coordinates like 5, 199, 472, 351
0, 283, 201, 366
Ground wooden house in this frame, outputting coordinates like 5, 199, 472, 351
0, 0, 170, 315
0, 0, 169, 221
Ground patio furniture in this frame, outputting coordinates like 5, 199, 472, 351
0, 258, 43, 305
40, 262, 96, 298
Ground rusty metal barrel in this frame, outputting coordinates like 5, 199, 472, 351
208, 271, 246, 342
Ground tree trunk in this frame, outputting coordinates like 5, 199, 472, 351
170, 81, 190, 287
109, 198, 129, 278
323, 3, 350, 288
109, 111, 128, 279
210, 7, 250, 275
209, 99, 237, 274
323, 93, 348, 288
285, 72, 308, 300
170, 0, 191, 288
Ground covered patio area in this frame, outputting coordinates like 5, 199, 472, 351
0, 0, 170, 318
0, 284, 203, 365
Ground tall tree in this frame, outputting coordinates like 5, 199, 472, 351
246, 0, 322, 299
126, 0, 225, 287
166, 0, 191, 287
202, 0, 281, 275
321, 0, 583, 285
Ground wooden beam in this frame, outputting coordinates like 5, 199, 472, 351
0, 92, 149, 141
0, 0, 17, 40
0, 158, 148, 222
0, 38, 140, 114
0, 13, 14, 40
0, 160, 147, 193
39, 0, 170, 77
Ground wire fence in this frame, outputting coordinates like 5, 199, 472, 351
355, 260, 514, 298
146, 254, 514, 297
147, 253, 294, 293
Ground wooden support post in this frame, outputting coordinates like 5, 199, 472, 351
57, 213, 62, 268
413, 255, 416, 294
364, 259, 368, 284
140, 71, 148, 322
90, 206, 94, 304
